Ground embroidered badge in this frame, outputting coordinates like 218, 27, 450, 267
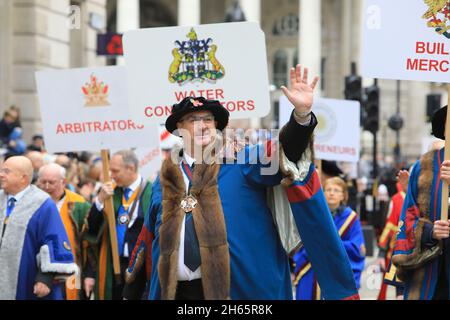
63, 241, 71, 251
180, 195, 198, 213
118, 213, 130, 225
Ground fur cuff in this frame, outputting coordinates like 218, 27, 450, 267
125, 246, 145, 284
36, 245, 79, 282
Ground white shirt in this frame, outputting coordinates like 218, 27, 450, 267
95, 175, 143, 258
177, 152, 202, 281
53, 189, 77, 212
57, 194, 65, 212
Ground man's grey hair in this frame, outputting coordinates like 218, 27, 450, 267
38, 163, 66, 180
113, 150, 139, 172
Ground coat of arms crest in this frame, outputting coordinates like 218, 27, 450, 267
423, 0, 450, 38
81, 74, 110, 107
168, 28, 226, 85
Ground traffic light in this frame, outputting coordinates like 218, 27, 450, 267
426, 94, 441, 122
344, 62, 362, 102
344, 63, 364, 125
344, 74, 363, 101
363, 84, 380, 133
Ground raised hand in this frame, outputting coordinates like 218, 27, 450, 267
280, 64, 320, 115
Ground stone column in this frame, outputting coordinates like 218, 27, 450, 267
239, 0, 260, 23
299, 0, 322, 95
117, 0, 139, 65
239, 0, 261, 128
178, 0, 201, 26
341, 0, 353, 78
0, 0, 12, 111
404, 81, 431, 157
82, 0, 108, 67
12, 0, 71, 142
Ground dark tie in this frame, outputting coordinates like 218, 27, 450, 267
6, 197, 16, 218
184, 163, 201, 271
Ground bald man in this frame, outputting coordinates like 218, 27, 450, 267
25, 150, 44, 183
55, 154, 70, 169
0, 156, 78, 300
37, 163, 91, 300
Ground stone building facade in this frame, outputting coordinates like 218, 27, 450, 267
0, 0, 107, 142
0, 0, 447, 161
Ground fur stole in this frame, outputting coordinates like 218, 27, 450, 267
158, 157, 230, 300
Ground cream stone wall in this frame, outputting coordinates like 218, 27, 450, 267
0, 0, 439, 159
0, 0, 106, 143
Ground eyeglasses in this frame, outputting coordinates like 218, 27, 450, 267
324, 188, 343, 194
181, 115, 214, 125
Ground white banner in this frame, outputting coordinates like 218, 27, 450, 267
127, 126, 182, 182
35, 66, 160, 153
279, 96, 361, 163
362, 0, 450, 83
135, 146, 162, 182
123, 22, 271, 124
159, 124, 182, 150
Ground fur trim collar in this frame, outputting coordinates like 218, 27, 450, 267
158, 157, 230, 300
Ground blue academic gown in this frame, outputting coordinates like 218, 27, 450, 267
148, 146, 292, 299
134, 144, 358, 300
5, 198, 76, 300
392, 148, 450, 300
293, 206, 365, 300
125, 113, 358, 300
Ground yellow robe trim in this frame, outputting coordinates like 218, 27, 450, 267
60, 190, 86, 300
294, 211, 357, 288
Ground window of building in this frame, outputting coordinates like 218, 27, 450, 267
272, 14, 299, 37
273, 50, 288, 88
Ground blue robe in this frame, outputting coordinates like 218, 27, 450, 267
149, 147, 292, 299
392, 148, 448, 300
0, 186, 78, 300
126, 143, 358, 300
293, 206, 365, 300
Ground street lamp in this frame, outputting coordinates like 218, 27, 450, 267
388, 80, 404, 166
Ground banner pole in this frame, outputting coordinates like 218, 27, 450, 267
101, 149, 121, 281
440, 85, 450, 221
